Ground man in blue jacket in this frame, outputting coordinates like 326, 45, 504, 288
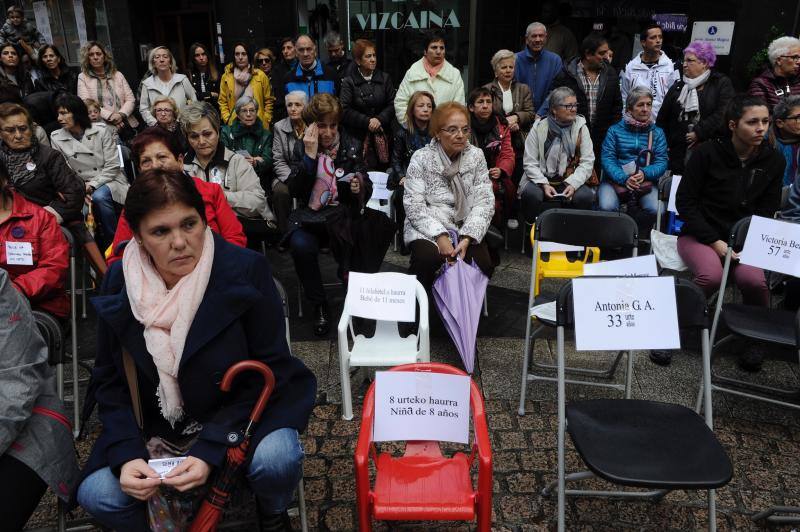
273, 34, 338, 122
515, 22, 563, 118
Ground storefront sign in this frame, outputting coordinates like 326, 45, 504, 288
653, 14, 688, 33
355, 10, 461, 30
691, 22, 735, 55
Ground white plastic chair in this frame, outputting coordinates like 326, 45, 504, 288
337, 280, 430, 420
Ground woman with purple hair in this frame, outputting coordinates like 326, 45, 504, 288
657, 40, 735, 174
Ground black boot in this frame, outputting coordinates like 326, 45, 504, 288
313, 304, 330, 336
259, 510, 294, 532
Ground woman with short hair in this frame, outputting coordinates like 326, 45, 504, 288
404, 101, 495, 288
76, 41, 139, 138
77, 168, 316, 532
139, 46, 197, 127
150, 95, 188, 154
748, 36, 800, 111
254, 47, 275, 79
221, 95, 273, 185
271, 90, 307, 233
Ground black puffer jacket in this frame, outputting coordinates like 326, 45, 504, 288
676, 137, 784, 244
339, 69, 396, 143
387, 126, 431, 190
657, 71, 735, 174
550, 59, 622, 156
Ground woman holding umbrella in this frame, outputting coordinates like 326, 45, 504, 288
404, 101, 495, 288
76, 168, 316, 531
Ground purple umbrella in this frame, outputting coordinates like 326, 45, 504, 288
432, 231, 489, 374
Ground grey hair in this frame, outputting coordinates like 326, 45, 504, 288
625, 86, 654, 111
768, 36, 800, 67
525, 22, 547, 37
548, 86, 576, 110
774, 94, 800, 121
490, 49, 516, 73
150, 95, 177, 114
147, 46, 177, 76
234, 95, 259, 115
179, 101, 220, 135
324, 31, 343, 48
285, 90, 308, 108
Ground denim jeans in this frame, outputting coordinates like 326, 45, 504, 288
597, 181, 658, 214
77, 427, 304, 531
91, 184, 120, 241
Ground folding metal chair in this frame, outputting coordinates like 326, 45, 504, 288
60, 227, 81, 437
544, 278, 732, 532
519, 209, 639, 415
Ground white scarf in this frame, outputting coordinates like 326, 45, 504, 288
677, 69, 711, 120
122, 227, 215, 426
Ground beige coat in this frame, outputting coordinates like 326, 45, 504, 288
50, 124, 129, 204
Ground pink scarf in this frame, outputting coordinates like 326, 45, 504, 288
122, 227, 215, 426
422, 57, 445, 79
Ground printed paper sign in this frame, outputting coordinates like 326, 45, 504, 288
583, 255, 658, 277
148, 457, 186, 479
667, 175, 682, 214
374, 371, 471, 444
691, 22, 735, 55
538, 241, 584, 253
572, 276, 680, 351
739, 215, 800, 276
5, 241, 33, 265
344, 271, 416, 322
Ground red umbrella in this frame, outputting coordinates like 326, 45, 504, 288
189, 360, 276, 532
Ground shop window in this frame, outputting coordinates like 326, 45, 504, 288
23, 0, 111, 65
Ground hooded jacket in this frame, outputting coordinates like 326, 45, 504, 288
620, 51, 680, 119
748, 68, 800, 111
218, 64, 273, 127
272, 60, 338, 123
138, 72, 197, 126
394, 58, 465, 127
676, 137, 784, 244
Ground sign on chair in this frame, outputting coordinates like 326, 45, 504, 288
583, 255, 658, 277
572, 276, 680, 351
344, 272, 417, 322
667, 175, 682, 214
738, 215, 800, 277
373, 371, 471, 444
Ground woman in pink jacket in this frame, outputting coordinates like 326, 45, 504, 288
77, 41, 139, 141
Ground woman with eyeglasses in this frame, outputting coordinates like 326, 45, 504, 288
188, 43, 220, 111
748, 36, 800, 112
150, 95, 188, 154
598, 86, 668, 216
772, 95, 800, 192
139, 46, 196, 127
404, 101, 494, 289
221, 95, 272, 187
657, 41, 734, 175
254, 48, 275, 79
339, 38, 395, 170
520, 86, 595, 222
218, 42, 273, 128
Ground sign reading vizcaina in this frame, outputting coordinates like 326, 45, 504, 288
355, 10, 461, 30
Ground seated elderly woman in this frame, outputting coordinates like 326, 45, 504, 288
676, 95, 783, 370
106, 126, 246, 264
599, 86, 668, 216
150, 95, 188, 154
287, 93, 394, 335
272, 90, 307, 234
50, 93, 129, 249
0, 269, 79, 530
221, 95, 273, 188
771, 95, 800, 190
404, 101, 495, 288
0, 102, 84, 225
0, 160, 69, 319
180, 101, 275, 238
519, 86, 595, 222
77, 168, 316, 531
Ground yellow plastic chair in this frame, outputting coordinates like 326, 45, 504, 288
529, 223, 601, 296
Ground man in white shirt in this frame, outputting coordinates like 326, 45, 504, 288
620, 23, 679, 120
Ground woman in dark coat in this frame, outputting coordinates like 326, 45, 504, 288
657, 40, 735, 175
188, 42, 220, 112
76, 169, 316, 532
339, 38, 395, 170
33, 44, 78, 94
287, 93, 394, 335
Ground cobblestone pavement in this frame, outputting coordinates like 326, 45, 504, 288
25, 241, 800, 531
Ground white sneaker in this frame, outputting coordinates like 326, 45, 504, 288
506, 218, 519, 230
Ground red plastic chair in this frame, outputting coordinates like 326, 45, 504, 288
354, 362, 493, 531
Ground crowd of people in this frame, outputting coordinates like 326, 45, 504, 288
3, 2, 800, 528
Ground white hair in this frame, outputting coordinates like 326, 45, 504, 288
490, 49, 516, 73
525, 22, 547, 37
768, 36, 800, 67
285, 90, 308, 108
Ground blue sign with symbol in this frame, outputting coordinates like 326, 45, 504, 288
708, 26, 717, 35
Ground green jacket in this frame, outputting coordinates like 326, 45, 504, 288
221, 119, 273, 181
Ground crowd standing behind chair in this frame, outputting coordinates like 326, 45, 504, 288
138, 46, 196, 127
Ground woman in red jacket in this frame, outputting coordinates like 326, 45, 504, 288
0, 161, 69, 318
468, 87, 516, 230
107, 127, 247, 264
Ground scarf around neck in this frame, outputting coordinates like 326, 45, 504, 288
422, 57, 445, 79
233, 67, 253, 100
122, 227, 215, 427
543, 116, 576, 179
623, 111, 652, 131
88, 67, 122, 112
677, 69, 711, 120
0, 136, 39, 188
434, 139, 468, 223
